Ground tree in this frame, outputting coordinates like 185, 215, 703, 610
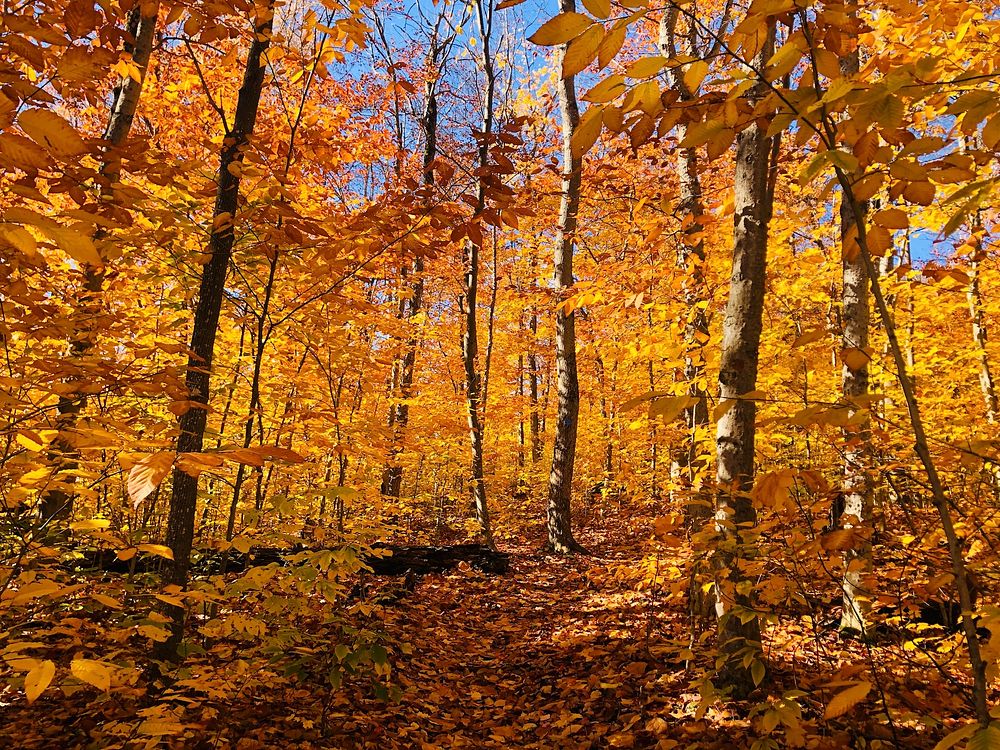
545, 0, 586, 555
712, 19, 777, 696
39, 2, 160, 526
460, 0, 498, 547
158, 4, 274, 659
836, 0, 872, 635
381, 7, 452, 499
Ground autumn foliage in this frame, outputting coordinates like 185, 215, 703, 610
2, 0, 1000, 747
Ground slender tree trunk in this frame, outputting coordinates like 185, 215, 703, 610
517, 350, 526, 470
837, 8, 873, 635
659, 7, 711, 530
461, 0, 497, 547
529, 308, 542, 464
968, 250, 998, 423
382, 56, 438, 497
226, 254, 278, 541
157, 8, 273, 661
595, 354, 613, 479
713, 24, 776, 697
808, 35, 993, 724
903, 229, 916, 385
40, 4, 159, 524
482, 230, 500, 413
546, 0, 585, 554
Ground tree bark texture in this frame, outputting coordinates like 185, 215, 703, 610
713, 25, 776, 696
546, 0, 585, 554
158, 9, 273, 660
837, 12, 873, 634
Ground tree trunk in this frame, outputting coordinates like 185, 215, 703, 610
460, 0, 497, 548
382, 51, 437, 498
659, 7, 711, 530
529, 310, 543, 464
837, 14, 872, 634
968, 250, 998, 423
157, 8, 273, 661
39, 3, 159, 525
546, 0, 585, 554
713, 24, 776, 697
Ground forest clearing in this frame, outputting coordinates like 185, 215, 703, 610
2, 0, 1000, 747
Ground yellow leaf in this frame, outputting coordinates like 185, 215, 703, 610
648, 395, 696, 422
620, 390, 670, 412
850, 173, 884, 202
583, 75, 626, 104
625, 56, 668, 79
0, 224, 40, 260
903, 181, 935, 205
570, 106, 603, 159
175, 451, 226, 477
224, 448, 266, 467
91, 593, 123, 609
528, 13, 593, 46
820, 529, 856, 552
0, 133, 50, 170
15, 430, 47, 451
18, 108, 87, 157
138, 720, 186, 737
824, 681, 871, 719
70, 518, 111, 531
967, 725, 1000, 750
933, 723, 978, 750
629, 114, 655, 150
597, 25, 626, 69
680, 119, 724, 148
11, 579, 63, 605
127, 452, 175, 507
58, 46, 105, 82
683, 60, 709, 92
872, 208, 908, 229
581, 0, 610, 19
137, 543, 174, 560
841, 347, 870, 371
750, 659, 766, 687
253, 446, 306, 463
982, 113, 1000, 150
864, 226, 892, 255
562, 25, 603, 78
39, 224, 102, 266
706, 127, 735, 160
24, 660, 55, 703
792, 328, 827, 347
70, 658, 111, 692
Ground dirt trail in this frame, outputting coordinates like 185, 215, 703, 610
317, 518, 730, 750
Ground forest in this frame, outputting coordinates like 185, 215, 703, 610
1, 0, 1000, 747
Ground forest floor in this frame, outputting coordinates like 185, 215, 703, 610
1, 505, 974, 749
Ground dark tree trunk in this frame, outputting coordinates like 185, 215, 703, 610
40, 3, 160, 526
156, 8, 273, 661
382, 43, 438, 498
